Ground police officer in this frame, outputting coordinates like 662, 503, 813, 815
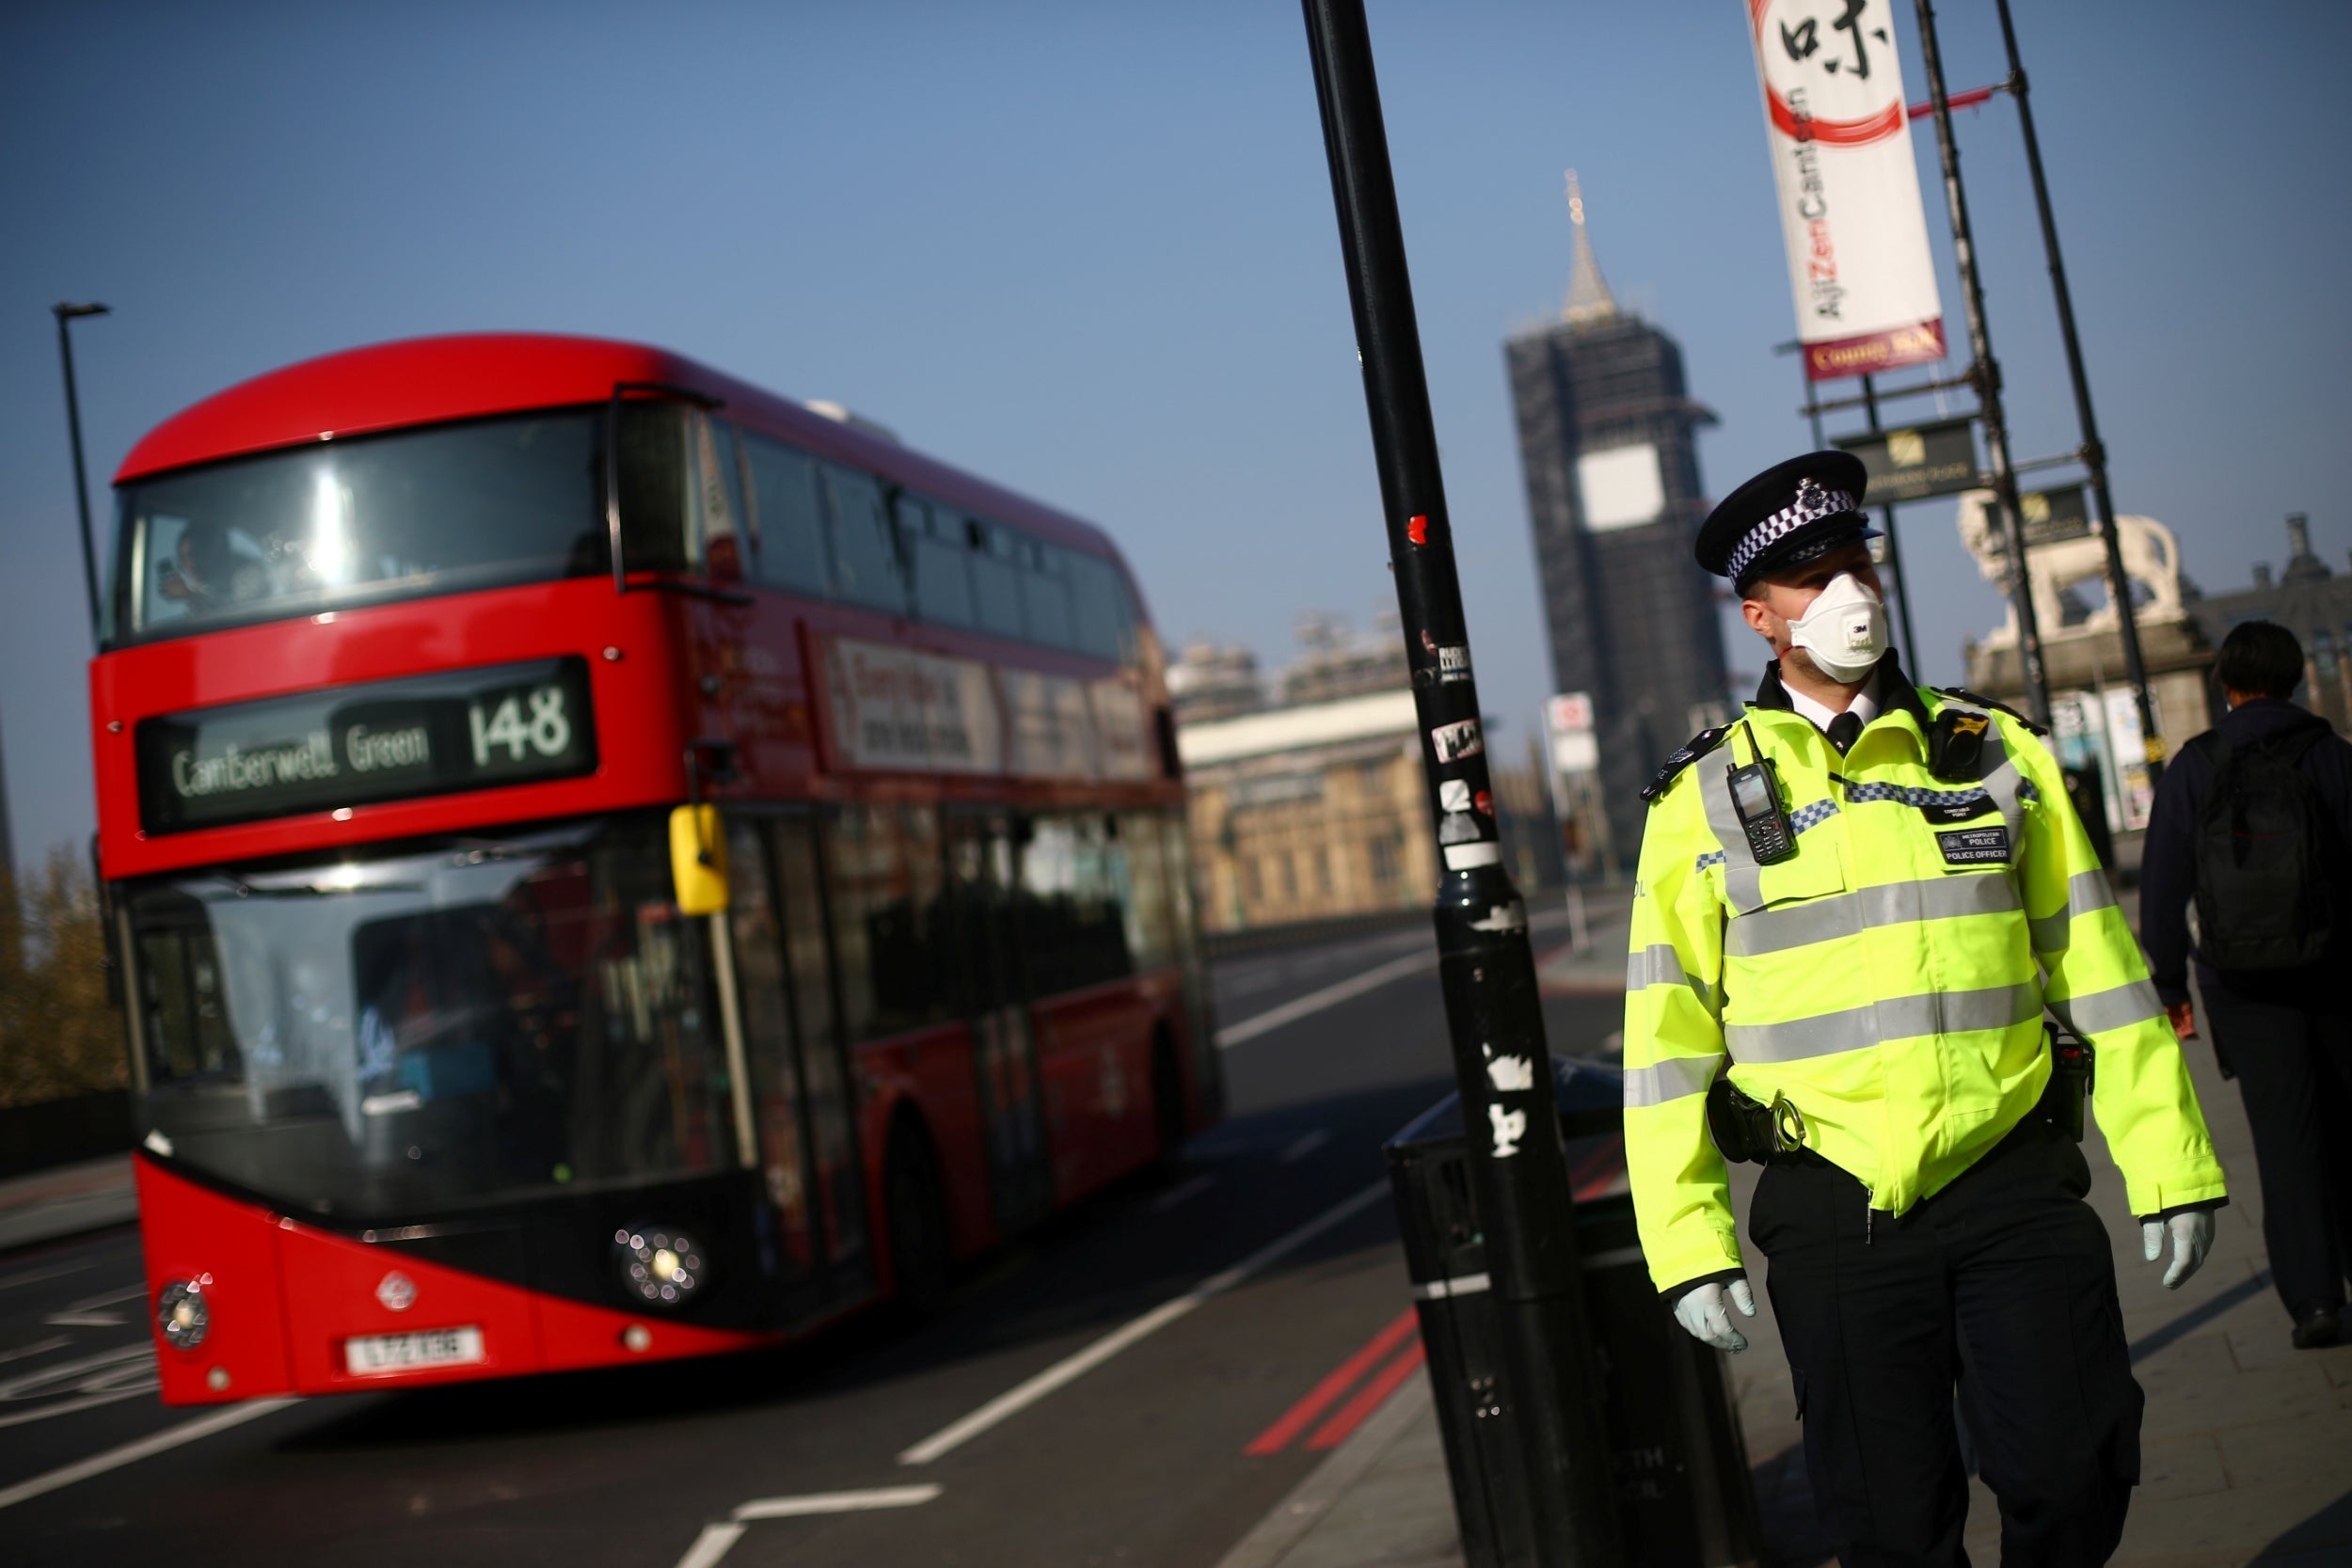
1621, 453, 2228, 1566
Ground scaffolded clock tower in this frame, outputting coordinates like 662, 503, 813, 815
1506, 174, 1724, 865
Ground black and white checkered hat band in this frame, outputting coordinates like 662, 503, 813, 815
1725, 486, 1859, 582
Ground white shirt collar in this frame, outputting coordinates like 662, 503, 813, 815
1787, 672, 1881, 736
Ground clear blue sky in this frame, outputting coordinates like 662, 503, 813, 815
3, 1, 2345, 870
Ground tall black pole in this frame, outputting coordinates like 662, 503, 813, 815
1993, 0, 2161, 778
1860, 372, 1925, 680
1914, 0, 2051, 727
53, 302, 110, 647
1298, 5, 1619, 1562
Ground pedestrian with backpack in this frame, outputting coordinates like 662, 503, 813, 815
2140, 619, 2352, 1349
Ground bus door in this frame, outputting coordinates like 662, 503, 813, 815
946, 814, 1054, 1233
764, 816, 871, 1291
722, 817, 822, 1307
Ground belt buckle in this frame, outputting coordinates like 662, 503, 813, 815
1769, 1093, 1807, 1156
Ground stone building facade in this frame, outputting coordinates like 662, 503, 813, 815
1177, 690, 1435, 933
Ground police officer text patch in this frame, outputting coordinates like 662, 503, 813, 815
1936, 825, 2010, 865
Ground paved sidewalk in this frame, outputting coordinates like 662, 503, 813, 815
0, 1153, 137, 1253
1227, 893, 2352, 1568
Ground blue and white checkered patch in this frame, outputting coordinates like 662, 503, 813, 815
1695, 798, 1839, 872
1789, 798, 1841, 833
1845, 783, 1994, 810
1724, 479, 1861, 582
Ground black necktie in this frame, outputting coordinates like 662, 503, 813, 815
1826, 712, 1863, 754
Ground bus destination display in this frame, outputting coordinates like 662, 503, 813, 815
135, 657, 596, 832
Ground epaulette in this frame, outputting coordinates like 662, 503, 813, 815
1641, 724, 1729, 803
1930, 686, 2049, 737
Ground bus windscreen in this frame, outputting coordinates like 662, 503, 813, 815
124, 815, 740, 1216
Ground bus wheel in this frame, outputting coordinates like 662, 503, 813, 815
885, 1121, 951, 1321
1151, 1033, 1188, 1176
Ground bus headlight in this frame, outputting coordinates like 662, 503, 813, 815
156, 1279, 210, 1352
613, 1226, 706, 1307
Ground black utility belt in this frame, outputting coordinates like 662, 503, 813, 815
1706, 1024, 2093, 1166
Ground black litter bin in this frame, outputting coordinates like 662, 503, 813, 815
1387, 1055, 1762, 1568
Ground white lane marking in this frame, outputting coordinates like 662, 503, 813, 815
0, 1341, 154, 1399
60, 1283, 148, 1311
0, 1260, 97, 1294
1215, 950, 1438, 1050
898, 1180, 1388, 1466
0, 1397, 300, 1512
1279, 1130, 1330, 1164
0, 1338, 70, 1368
734, 1485, 943, 1520
0, 1385, 152, 1430
1150, 1174, 1216, 1213
42, 1312, 126, 1328
670, 1486, 943, 1568
672, 1523, 746, 1568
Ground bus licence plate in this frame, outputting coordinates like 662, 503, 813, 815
345, 1325, 485, 1374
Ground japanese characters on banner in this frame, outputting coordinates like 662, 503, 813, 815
818, 635, 1153, 782
1746, 0, 1947, 382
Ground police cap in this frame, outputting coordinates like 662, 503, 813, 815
1695, 451, 1877, 592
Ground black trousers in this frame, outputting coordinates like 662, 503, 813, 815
1750, 1116, 2141, 1568
2198, 982, 2352, 1320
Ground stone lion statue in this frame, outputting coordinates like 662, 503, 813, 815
1954, 489, 2185, 646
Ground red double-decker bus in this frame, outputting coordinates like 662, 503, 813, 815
92, 333, 1217, 1403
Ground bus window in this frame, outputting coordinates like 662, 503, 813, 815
692, 415, 750, 580
724, 818, 817, 1275
820, 467, 908, 615
742, 435, 831, 596
767, 816, 866, 1264
821, 804, 952, 1040
1014, 814, 1134, 995
906, 500, 977, 629
1022, 543, 1076, 650
1119, 813, 1180, 973
613, 403, 694, 574
1067, 552, 1126, 662
114, 406, 700, 641
969, 519, 1025, 641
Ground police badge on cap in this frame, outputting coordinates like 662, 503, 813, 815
1695, 451, 1878, 592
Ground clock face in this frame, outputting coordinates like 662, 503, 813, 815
1578, 444, 1664, 532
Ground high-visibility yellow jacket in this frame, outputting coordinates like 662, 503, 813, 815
1623, 670, 2227, 1294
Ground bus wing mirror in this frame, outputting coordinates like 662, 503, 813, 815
670, 804, 730, 915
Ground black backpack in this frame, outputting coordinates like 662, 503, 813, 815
2190, 724, 2333, 970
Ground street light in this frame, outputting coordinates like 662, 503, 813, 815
53, 301, 111, 647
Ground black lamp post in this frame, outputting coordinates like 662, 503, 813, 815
1298, 4, 1620, 1562
53, 301, 111, 647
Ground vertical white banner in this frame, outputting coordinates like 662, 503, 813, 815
1747, 0, 1947, 382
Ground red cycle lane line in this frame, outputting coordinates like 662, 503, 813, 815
1243, 1305, 1420, 1457
1306, 1338, 1427, 1450
1570, 1132, 1626, 1201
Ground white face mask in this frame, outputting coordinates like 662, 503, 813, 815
1787, 571, 1888, 683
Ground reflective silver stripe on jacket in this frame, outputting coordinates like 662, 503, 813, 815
1727, 873, 2022, 958
2027, 868, 2121, 955
1699, 753, 1766, 911
1623, 1054, 1724, 1108
1628, 943, 1723, 1018
2047, 976, 2165, 1037
1724, 981, 2042, 1063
